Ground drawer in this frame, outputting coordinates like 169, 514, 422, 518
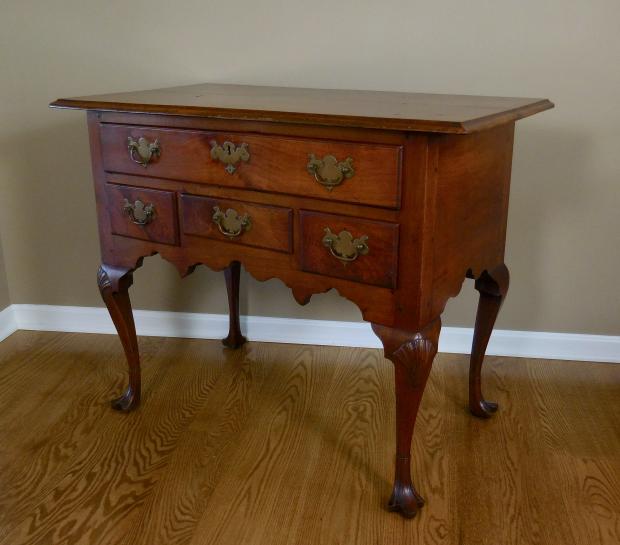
299, 211, 399, 288
100, 124, 402, 209
181, 194, 293, 253
105, 183, 179, 245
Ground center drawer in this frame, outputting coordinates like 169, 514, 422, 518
100, 124, 402, 209
181, 194, 293, 253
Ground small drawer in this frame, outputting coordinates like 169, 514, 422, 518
181, 194, 293, 253
105, 183, 179, 245
100, 124, 402, 209
299, 211, 399, 288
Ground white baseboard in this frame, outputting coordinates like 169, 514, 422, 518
0, 304, 617, 363
0, 306, 17, 343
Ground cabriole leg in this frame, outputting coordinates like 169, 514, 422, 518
98, 264, 140, 412
222, 261, 247, 349
372, 318, 441, 519
469, 264, 510, 418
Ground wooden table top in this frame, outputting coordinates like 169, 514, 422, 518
50, 82, 553, 133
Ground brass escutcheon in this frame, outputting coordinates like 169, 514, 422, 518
210, 140, 250, 174
127, 136, 160, 167
123, 199, 155, 226
322, 227, 369, 262
212, 206, 252, 237
307, 154, 354, 190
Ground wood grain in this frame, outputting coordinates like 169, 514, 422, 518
299, 210, 400, 288
105, 183, 179, 246
53, 85, 556, 524
100, 124, 402, 209
0, 331, 618, 545
50, 82, 553, 133
83, 103, 533, 336
181, 194, 293, 253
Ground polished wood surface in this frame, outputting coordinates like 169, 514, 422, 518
50, 82, 553, 133
100, 124, 403, 208
0, 331, 618, 545
372, 319, 441, 518
181, 194, 293, 253
469, 264, 510, 417
106, 183, 179, 246
97, 265, 140, 411
222, 261, 246, 350
53, 86, 553, 518
299, 210, 400, 288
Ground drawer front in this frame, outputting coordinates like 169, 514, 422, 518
100, 124, 402, 209
181, 194, 293, 253
105, 183, 179, 245
299, 211, 399, 288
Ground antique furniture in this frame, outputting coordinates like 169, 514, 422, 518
50, 84, 553, 518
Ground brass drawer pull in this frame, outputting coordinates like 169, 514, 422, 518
322, 228, 369, 262
127, 136, 160, 167
123, 199, 155, 226
210, 140, 250, 174
307, 154, 354, 190
212, 206, 252, 237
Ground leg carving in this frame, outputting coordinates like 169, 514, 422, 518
372, 319, 441, 519
222, 261, 247, 349
98, 265, 140, 412
470, 264, 510, 418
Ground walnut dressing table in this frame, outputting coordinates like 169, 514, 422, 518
50, 84, 552, 518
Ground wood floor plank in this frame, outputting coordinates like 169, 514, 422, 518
0, 335, 224, 545
0, 333, 124, 525
125, 343, 276, 545
273, 346, 393, 545
186, 343, 340, 545
524, 358, 620, 545
0, 331, 618, 545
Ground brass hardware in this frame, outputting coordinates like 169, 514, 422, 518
322, 228, 369, 262
210, 140, 250, 174
212, 206, 252, 237
123, 199, 155, 226
127, 136, 160, 167
307, 154, 354, 190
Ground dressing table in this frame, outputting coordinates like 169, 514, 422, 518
50, 83, 553, 518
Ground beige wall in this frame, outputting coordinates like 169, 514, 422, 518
0, 1, 618, 334
0, 237, 9, 311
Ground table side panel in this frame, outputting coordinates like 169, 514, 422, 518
430, 123, 515, 318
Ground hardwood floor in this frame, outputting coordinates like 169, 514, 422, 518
0, 331, 618, 545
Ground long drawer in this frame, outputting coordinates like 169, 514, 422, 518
100, 124, 402, 209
